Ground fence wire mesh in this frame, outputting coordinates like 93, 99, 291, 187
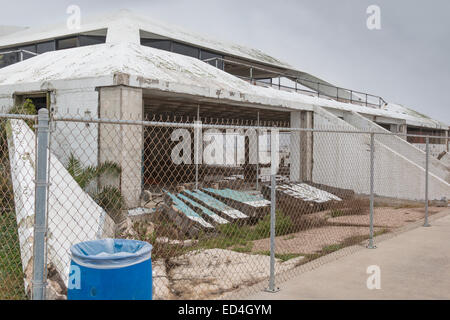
0, 109, 448, 300
0, 111, 37, 300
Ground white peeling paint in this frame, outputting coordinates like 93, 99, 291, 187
7, 119, 114, 286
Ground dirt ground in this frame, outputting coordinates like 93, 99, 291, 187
251, 206, 446, 255
328, 206, 444, 228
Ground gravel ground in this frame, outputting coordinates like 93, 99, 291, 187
163, 249, 304, 299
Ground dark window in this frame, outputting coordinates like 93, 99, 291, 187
376, 123, 391, 131
79, 35, 106, 47
172, 42, 199, 58
57, 37, 78, 50
15, 45, 36, 61
200, 49, 223, 69
141, 39, 172, 51
30, 96, 47, 112
21, 51, 36, 60
1, 31, 105, 68
0, 51, 19, 69
36, 41, 56, 54
18, 44, 36, 53
257, 78, 273, 84
15, 95, 47, 113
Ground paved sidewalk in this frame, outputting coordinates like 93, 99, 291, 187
247, 210, 450, 300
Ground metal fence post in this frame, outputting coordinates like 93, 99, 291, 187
424, 136, 430, 227
32, 108, 50, 300
265, 128, 279, 293
265, 174, 279, 292
367, 132, 376, 249
195, 105, 200, 190
256, 111, 259, 190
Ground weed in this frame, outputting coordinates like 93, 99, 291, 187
330, 209, 346, 218
0, 212, 26, 299
253, 210, 294, 238
232, 242, 253, 253
0, 100, 36, 300
92, 186, 125, 223
297, 228, 390, 267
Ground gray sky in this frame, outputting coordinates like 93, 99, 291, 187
2, 0, 449, 124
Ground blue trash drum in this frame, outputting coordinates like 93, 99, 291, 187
67, 239, 152, 300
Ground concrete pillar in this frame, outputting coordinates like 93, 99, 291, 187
290, 111, 313, 182
389, 124, 398, 133
445, 130, 449, 152
301, 111, 314, 182
290, 111, 301, 182
98, 85, 143, 208
399, 124, 407, 140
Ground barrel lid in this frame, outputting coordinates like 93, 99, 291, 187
70, 238, 152, 269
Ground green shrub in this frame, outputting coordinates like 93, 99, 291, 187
192, 210, 294, 254
64, 154, 124, 222
66, 153, 121, 190
253, 210, 293, 238
8, 99, 37, 128
330, 209, 346, 218
92, 186, 125, 223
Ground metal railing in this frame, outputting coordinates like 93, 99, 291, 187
203, 57, 387, 109
0, 49, 39, 69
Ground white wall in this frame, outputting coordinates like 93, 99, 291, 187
51, 85, 100, 167
343, 111, 450, 183
312, 106, 450, 201
7, 119, 114, 288
0, 76, 113, 167
414, 143, 447, 158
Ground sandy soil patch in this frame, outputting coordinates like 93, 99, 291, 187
251, 206, 446, 255
252, 225, 383, 255
328, 206, 444, 228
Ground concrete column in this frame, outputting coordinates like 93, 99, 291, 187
399, 124, 407, 140
302, 111, 314, 182
290, 111, 301, 182
445, 130, 449, 152
390, 124, 398, 133
98, 85, 143, 208
290, 111, 313, 182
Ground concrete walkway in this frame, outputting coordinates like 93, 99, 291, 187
247, 210, 450, 300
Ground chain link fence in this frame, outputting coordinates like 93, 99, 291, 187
0, 107, 448, 300
0, 111, 37, 300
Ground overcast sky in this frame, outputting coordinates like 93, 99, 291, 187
1, 0, 449, 124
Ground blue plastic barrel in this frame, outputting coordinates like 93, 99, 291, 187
67, 238, 152, 300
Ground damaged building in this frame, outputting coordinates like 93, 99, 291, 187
0, 9, 449, 297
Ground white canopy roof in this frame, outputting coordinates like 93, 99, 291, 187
0, 10, 344, 97
0, 10, 292, 70
0, 25, 28, 37
0, 41, 446, 129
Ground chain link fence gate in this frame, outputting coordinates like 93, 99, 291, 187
0, 108, 448, 300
